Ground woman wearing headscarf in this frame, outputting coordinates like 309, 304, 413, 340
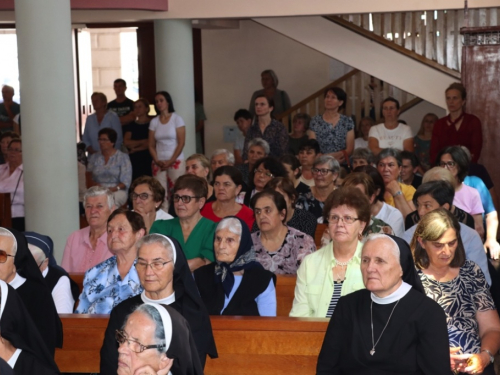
194, 216, 277, 316
0, 279, 60, 374
0, 227, 62, 356
100, 234, 217, 374
116, 302, 203, 375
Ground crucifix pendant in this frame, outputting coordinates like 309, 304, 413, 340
370, 349, 375, 356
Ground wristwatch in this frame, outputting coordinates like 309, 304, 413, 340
481, 349, 495, 364
392, 190, 403, 198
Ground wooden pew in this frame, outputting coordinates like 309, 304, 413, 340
69, 273, 298, 317
314, 223, 327, 249
55, 315, 329, 374
0, 193, 12, 228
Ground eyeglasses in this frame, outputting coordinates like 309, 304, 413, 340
0, 249, 15, 263
115, 330, 165, 353
312, 168, 334, 175
173, 194, 199, 203
135, 260, 172, 271
98, 138, 110, 142
439, 161, 456, 169
255, 169, 274, 178
328, 215, 359, 225
130, 192, 151, 201
7, 148, 22, 153
38, 257, 47, 268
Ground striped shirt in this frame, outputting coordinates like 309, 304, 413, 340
326, 281, 343, 318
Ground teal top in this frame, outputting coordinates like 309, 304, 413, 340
150, 217, 216, 261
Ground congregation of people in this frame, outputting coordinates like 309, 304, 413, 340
2, 72, 500, 375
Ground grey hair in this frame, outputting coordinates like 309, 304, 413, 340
216, 217, 242, 237
377, 148, 402, 166
262, 69, 279, 87
351, 148, 375, 165
364, 233, 400, 263
212, 149, 235, 165
422, 167, 457, 189
248, 138, 270, 156
127, 304, 167, 354
28, 244, 46, 264
313, 155, 340, 174
83, 186, 115, 209
136, 234, 174, 261
0, 228, 17, 255
460, 146, 472, 163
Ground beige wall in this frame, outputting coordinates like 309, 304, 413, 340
202, 20, 347, 155
400, 101, 446, 136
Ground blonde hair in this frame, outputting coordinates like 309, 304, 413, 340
422, 167, 457, 189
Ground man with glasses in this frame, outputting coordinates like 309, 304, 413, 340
100, 233, 217, 373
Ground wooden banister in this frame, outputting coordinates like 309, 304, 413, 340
399, 97, 424, 114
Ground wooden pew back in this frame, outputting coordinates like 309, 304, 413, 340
55, 315, 328, 374
0, 193, 12, 228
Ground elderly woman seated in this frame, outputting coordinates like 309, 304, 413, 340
251, 190, 315, 275
100, 234, 217, 373
194, 217, 277, 316
117, 303, 203, 375
151, 174, 216, 272
76, 209, 146, 314
350, 147, 375, 170
130, 176, 172, 232
317, 234, 450, 374
410, 209, 500, 375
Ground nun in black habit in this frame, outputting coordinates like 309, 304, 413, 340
0, 279, 60, 374
3, 228, 63, 356
100, 234, 217, 375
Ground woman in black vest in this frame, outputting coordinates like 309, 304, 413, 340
194, 216, 276, 316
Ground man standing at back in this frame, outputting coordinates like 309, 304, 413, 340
107, 78, 136, 126
0, 85, 20, 131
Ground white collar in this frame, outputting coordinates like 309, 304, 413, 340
140, 290, 176, 305
0, 279, 8, 319
7, 348, 22, 368
8, 273, 26, 289
371, 281, 412, 305
42, 267, 49, 278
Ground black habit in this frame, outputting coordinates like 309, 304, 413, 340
99, 235, 217, 375
316, 288, 450, 375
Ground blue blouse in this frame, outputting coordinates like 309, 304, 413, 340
464, 175, 495, 215
75, 256, 143, 314
87, 150, 133, 190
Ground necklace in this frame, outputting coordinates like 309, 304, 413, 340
370, 299, 400, 356
333, 256, 353, 283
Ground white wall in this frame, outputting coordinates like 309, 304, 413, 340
202, 20, 346, 155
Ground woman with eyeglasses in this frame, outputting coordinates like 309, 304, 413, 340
251, 190, 315, 275
0, 138, 25, 231
151, 174, 216, 272
295, 155, 339, 222
290, 187, 370, 317
194, 216, 277, 316
201, 166, 255, 230
242, 156, 288, 207
130, 176, 173, 233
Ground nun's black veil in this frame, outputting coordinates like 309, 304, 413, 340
387, 234, 425, 294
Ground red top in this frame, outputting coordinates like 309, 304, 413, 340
201, 201, 255, 230
429, 113, 483, 164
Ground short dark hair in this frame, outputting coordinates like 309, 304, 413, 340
0, 131, 20, 142
155, 91, 175, 113
413, 180, 455, 208
411, 208, 466, 269
322, 186, 371, 224
436, 146, 469, 182
250, 189, 287, 224
292, 113, 312, 130
265, 177, 298, 208
213, 165, 244, 188
114, 78, 126, 86
342, 172, 377, 199
401, 151, 420, 168
254, 95, 275, 110
91, 92, 107, 104
279, 154, 301, 178
324, 87, 347, 110
173, 174, 208, 199
8, 139, 21, 148
351, 148, 374, 165
98, 128, 118, 146
135, 97, 150, 108
250, 157, 288, 188
446, 82, 467, 100
382, 97, 400, 110
108, 208, 146, 234
299, 139, 320, 154
233, 109, 252, 121
129, 176, 165, 207
377, 148, 402, 167
353, 165, 385, 202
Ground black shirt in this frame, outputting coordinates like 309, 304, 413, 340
107, 98, 135, 119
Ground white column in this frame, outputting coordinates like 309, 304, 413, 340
154, 19, 196, 157
15, 0, 79, 261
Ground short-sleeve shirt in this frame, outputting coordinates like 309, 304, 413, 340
384, 182, 415, 207
369, 123, 413, 150
309, 114, 354, 154
87, 150, 132, 190
149, 113, 185, 160
454, 184, 484, 216
107, 98, 135, 118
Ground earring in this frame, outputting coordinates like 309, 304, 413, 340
358, 233, 363, 241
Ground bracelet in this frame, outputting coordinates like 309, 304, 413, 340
481, 349, 495, 363
392, 190, 403, 198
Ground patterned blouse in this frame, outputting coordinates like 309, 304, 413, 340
418, 260, 495, 354
242, 119, 289, 160
309, 114, 354, 154
87, 150, 133, 190
75, 256, 143, 314
296, 191, 325, 222
251, 208, 317, 239
252, 227, 316, 275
